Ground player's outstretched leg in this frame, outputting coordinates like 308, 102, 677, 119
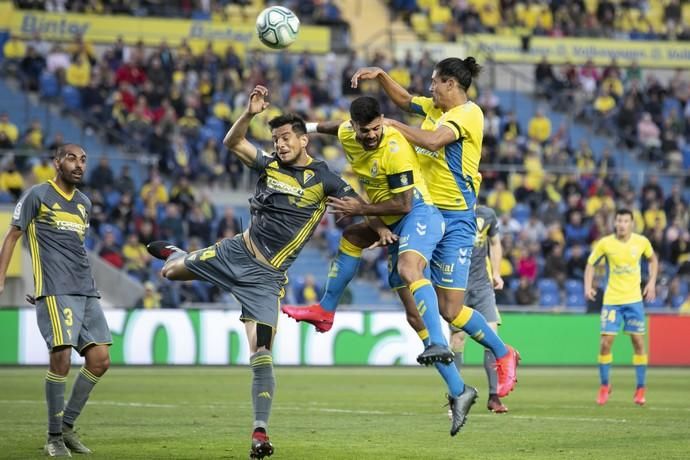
281, 238, 362, 332
447, 385, 478, 436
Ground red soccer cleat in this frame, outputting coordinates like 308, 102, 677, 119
495, 345, 520, 397
249, 430, 273, 459
597, 384, 612, 405
487, 394, 508, 413
281, 303, 334, 332
634, 387, 646, 406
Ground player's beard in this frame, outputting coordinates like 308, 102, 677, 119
59, 164, 83, 186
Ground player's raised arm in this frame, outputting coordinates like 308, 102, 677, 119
351, 66, 414, 112
0, 225, 23, 295
386, 117, 457, 152
223, 85, 269, 167
307, 120, 342, 136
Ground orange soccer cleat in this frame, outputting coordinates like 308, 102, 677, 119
495, 345, 520, 397
281, 303, 335, 332
634, 387, 646, 406
597, 384, 612, 405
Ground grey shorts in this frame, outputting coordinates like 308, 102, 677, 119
184, 235, 287, 328
449, 286, 501, 333
36, 295, 112, 354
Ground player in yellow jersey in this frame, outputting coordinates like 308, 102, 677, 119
283, 96, 479, 435
351, 57, 519, 397
585, 209, 658, 406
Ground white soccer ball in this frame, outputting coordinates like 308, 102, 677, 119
256, 6, 300, 49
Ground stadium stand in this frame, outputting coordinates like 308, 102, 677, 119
1, 0, 688, 310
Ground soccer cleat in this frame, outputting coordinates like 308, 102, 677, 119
281, 303, 334, 333
62, 426, 92, 454
417, 344, 454, 366
44, 435, 71, 457
495, 345, 520, 397
146, 241, 185, 261
634, 387, 646, 406
487, 394, 508, 413
597, 384, 612, 405
249, 431, 274, 459
447, 385, 478, 436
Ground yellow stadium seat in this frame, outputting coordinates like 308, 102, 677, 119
427, 31, 446, 42
417, 0, 436, 11
411, 13, 431, 35
683, 3, 690, 25
429, 5, 452, 26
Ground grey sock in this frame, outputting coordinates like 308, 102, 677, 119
453, 351, 464, 372
63, 368, 100, 427
250, 351, 275, 431
45, 371, 67, 434
484, 349, 498, 395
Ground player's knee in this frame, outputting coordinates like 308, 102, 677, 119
49, 347, 72, 376
440, 308, 456, 324
162, 259, 183, 280
397, 263, 422, 286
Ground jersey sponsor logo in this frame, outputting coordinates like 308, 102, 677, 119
439, 263, 455, 275
388, 140, 399, 153
12, 201, 22, 220
266, 176, 304, 198
414, 145, 439, 158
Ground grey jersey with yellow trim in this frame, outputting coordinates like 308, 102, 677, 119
467, 205, 499, 289
11, 181, 98, 298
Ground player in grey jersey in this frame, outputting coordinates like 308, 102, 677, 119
449, 205, 509, 413
0, 144, 111, 456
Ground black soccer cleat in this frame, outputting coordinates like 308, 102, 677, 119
448, 385, 478, 436
249, 431, 274, 459
146, 241, 185, 261
417, 344, 455, 366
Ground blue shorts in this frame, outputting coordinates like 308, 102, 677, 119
600, 302, 646, 335
388, 205, 444, 289
431, 209, 476, 290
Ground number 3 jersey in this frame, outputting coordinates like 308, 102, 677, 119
11, 180, 98, 298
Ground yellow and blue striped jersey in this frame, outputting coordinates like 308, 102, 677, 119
338, 122, 434, 225
587, 233, 654, 305
410, 96, 483, 211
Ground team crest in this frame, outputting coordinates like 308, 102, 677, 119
388, 140, 399, 153
370, 160, 378, 177
400, 174, 408, 186
476, 217, 485, 231
77, 204, 87, 220
303, 170, 315, 184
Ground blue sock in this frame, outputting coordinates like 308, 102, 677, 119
320, 240, 361, 312
417, 329, 463, 396
410, 280, 446, 346
598, 353, 612, 385
435, 362, 465, 397
633, 354, 647, 388
451, 307, 507, 358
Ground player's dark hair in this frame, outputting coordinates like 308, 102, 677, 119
54, 143, 85, 159
435, 57, 482, 91
268, 113, 307, 136
350, 96, 382, 126
615, 208, 633, 218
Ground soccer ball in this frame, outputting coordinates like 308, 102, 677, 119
256, 6, 300, 49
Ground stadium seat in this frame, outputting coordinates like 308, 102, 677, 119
538, 278, 560, 307
509, 277, 521, 292
61, 85, 81, 111
645, 296, 666, 310
566, 292, 586, 309
512, 203, 531, 224
39, 72, 59, 99
565, 279, 583, 295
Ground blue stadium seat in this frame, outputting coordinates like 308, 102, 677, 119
566, 292, 586, 308
509, 277, 521, 292
645, 296, 666, 310
671, 295, 686, 309
61, 85, 81, 111
538, 278, 560, 307
39, 72, 59, 99
512, 203, 531, 225
205, 116, 226, 142
565, 279, 583, 295
683, 146, 690, 169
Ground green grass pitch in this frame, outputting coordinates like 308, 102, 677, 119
1, 366, 689, 459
